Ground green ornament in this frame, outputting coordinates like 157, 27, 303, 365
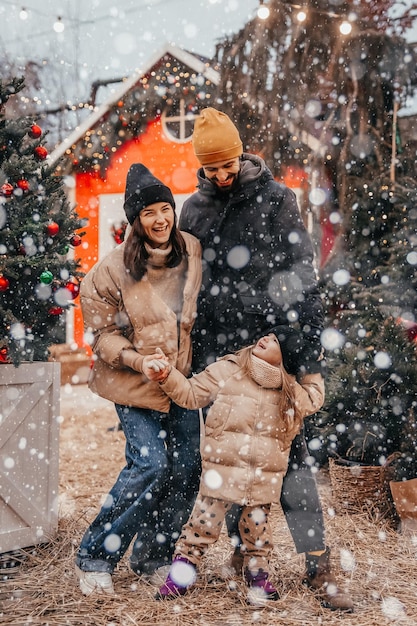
59, 245, 69, 255
40, 270, 53, 284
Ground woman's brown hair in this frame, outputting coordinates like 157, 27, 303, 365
123, 209, 187, 280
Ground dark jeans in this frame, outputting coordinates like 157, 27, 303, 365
76, 402, 201, 574
226, 428, 326, 554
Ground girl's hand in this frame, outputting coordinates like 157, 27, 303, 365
143, 349, 170, 382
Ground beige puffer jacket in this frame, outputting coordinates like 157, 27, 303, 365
80, 232, 202, 411
160, 354, 325, 506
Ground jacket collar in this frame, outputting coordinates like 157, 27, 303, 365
195, 153, 273, 199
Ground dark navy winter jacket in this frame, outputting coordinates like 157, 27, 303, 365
179, 153, 324, 373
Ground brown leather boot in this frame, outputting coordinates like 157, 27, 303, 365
302, 547, 354, 612
230, 546, 244, 575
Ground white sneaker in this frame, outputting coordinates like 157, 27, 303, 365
148, 564, 172, 586
75, 565, 115, 596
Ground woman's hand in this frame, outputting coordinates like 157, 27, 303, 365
142, 348, 171, 382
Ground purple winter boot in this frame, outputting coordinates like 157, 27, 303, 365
244, 568, 279, 605
155, 555, 197, 600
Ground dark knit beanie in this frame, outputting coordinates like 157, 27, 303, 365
271, 325, 305, 375
123, 163, 175, 225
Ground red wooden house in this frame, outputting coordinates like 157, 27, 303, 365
48, 43, 220, 349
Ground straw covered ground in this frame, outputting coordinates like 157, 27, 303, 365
1, 384, 417, 626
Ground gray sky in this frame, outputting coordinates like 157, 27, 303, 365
2, 0, 414, 111
0, 0, 258, 99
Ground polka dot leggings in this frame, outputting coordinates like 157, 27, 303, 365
174, 494, 273, 573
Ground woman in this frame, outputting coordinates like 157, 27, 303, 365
75, 163, 202, 596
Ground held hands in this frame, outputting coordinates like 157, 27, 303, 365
142, 348, 171, 382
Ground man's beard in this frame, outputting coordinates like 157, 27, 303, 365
214, 173, 239, 194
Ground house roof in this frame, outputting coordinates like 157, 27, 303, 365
48, 42, 220, 173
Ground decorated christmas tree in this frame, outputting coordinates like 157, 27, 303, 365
0, 78, 85, 366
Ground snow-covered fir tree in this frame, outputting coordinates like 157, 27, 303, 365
317, 175, 417, 480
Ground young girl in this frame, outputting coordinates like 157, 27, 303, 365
143, 327, 325, 604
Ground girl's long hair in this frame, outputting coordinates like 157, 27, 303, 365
123, 210, 187, 280
237, 345, 301, 435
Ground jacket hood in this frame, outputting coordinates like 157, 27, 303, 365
195, 153, 273, 197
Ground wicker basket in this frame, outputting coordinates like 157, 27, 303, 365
328, 456, 397, 521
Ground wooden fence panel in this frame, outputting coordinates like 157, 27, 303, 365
0, 362, 60, 553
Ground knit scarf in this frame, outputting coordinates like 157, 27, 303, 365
144, 242, 172, 267
249, 354, 283, 389
143, 242, 186, 319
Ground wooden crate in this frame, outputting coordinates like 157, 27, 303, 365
48, 343, 91, 385
0, 362, 60, 554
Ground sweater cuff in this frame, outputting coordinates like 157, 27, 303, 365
119, 349, 144, 372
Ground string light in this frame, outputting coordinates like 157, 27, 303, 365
257, 1, 355, 34
19, 7, 28, 20
296, 10, 307, 23
257, 0, 270, 20
53, 16, 65, 33
340, 20, 352, 35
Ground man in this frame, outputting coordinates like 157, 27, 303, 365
178, 107, 353, 612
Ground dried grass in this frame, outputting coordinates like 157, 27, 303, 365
1, 385, 417, 626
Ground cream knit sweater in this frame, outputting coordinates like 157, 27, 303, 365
144, 242, 187, 320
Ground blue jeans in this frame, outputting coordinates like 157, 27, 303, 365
76, 402, 201, 574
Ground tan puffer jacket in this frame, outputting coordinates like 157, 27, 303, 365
160, 354, 325, 506
80, 232, 202, 411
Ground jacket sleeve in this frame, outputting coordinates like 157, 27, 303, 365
293, 372, 325, 418
269, 186, 325, 372
178, 199, 192, 231
159, 362, 222, 408
80, 266, 141, 371
271, 186, 324, 337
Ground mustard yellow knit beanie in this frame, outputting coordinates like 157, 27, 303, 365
192, 108, 243, 165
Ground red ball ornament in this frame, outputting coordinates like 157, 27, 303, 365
34, 146, 48, 160
0, 275, 10, 291
29, 124, 42, 139
114, 231, 124, 245
66, 280, 80, 299
0, 347, 9, 363
1, 183, 14, 196
70, 234, 82, 247
17, 179, 29, 191
406, 323, 417, 342
48, 306, 64, 316
47, 221, 60, 237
